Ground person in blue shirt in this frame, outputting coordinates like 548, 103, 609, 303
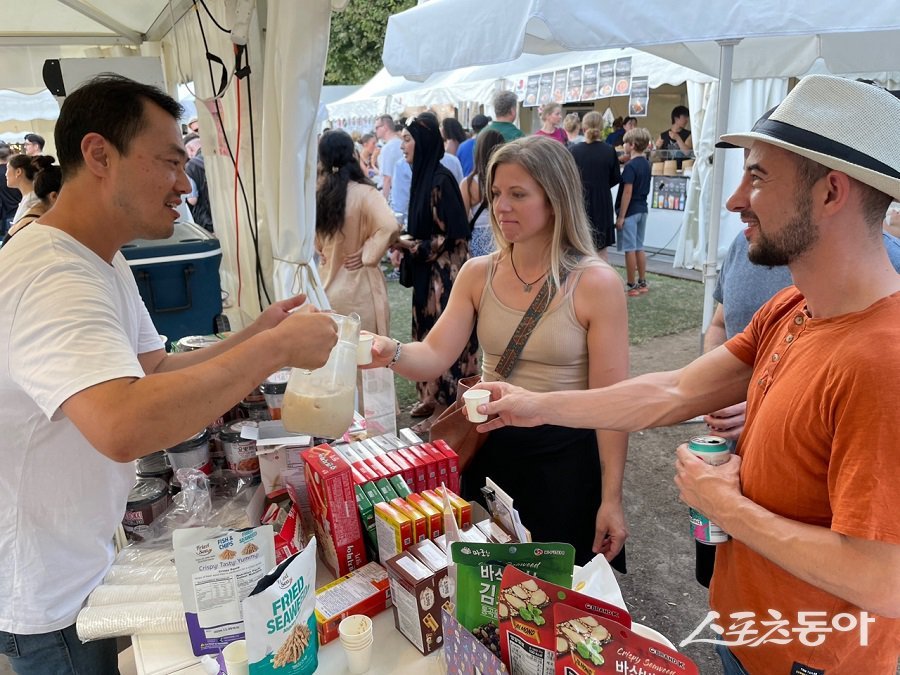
457, 113, 490, 177
614, 128, 653, 295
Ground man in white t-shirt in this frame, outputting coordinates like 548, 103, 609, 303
0, 74, 337, 674
375, 114, 403, 208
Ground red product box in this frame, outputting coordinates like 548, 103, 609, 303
301, 444, 367, 578
332, 445, 380, 484
350, 467, 368, 485
386, 450, 416, 492
430, 440, 460, 493
420, 443, 449, 490
364, 455, 392, 479
408, 445, 438, 490
377, 451, 403, 477
397, 447, 428, 492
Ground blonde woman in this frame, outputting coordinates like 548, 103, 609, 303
563, 112, 584, 144
533, 103, 567, 144
570, 111, 621, 259
365, 137, 630, 568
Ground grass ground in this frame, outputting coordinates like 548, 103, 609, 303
387, 267, 703, 408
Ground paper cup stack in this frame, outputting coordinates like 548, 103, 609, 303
339, 615, 374, 674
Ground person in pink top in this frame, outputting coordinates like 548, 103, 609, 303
534, 103, 567, 144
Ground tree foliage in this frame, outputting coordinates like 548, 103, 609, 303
324, 0, 416, 85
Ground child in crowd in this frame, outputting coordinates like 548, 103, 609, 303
615, 128, 653, 296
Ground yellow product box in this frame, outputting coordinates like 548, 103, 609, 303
406, 493, 443, 540
374, 500, 413, 563
390, 498, 427, 544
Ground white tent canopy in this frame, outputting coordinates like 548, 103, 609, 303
1, 0, 339, 326
328, 47, 715, 121
384, 0, 900, 82
383, 0, 900, 330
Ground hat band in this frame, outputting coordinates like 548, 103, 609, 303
752, 117, 900, 180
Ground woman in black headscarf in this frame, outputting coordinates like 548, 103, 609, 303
393, 112, 479, 430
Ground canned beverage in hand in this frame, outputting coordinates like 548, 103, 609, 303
687, 435, 731, 545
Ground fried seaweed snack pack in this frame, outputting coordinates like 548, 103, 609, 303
451, 542, 575, 655
243, 538, 318, 674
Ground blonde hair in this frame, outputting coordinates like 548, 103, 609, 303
540, 102, 562, 122
485, 136, 601, 289
623, 127, 652, 153
582, 111, 603, 143
562, 112, 581, 134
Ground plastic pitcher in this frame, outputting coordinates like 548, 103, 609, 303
281, 313, 360, 438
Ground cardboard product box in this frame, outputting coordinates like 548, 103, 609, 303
406, 493, 443, 540
420, 443, 449, 490
436, 487, 473, 529
354, 485, 376, 540
396, 447, 428, 492
390, 498, 427, 544
398, 428, 424, 446
384, 552, 444, 655
373, 500, 413, 563
314, 561, 392, 645
409, 539, 453, 615
361, 481, 385, 506
375, 477, 400, 502
408, 445, 438, 490
377, 451, 404, 477
430, 439, 460, 493
370, 435, 397, 453
389, 474, 413, 499
333, 444, 381, 484
350, 467, 368, 485
386, 450, 416, 492
301, 444, 367, 578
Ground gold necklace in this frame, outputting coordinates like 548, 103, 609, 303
509, 249, 548, 292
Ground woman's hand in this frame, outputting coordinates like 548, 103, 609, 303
343, 248, 364, 271
391, 236, 416, 252
592, 499, 629, 562
360, 333, 399, 370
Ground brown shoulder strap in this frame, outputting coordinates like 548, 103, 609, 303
494, 269, 569, 379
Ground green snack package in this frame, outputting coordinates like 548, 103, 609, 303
450, 542, 575, 634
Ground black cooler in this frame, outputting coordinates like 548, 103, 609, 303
120, 222, 224, 344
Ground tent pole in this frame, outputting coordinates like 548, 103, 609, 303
701, 39, 740, 334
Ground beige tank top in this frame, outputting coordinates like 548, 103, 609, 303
477, 255, 589, 393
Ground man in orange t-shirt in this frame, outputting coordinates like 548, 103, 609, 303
466, 75, 900, 673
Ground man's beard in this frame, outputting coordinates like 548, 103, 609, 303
747, 196, 819, 267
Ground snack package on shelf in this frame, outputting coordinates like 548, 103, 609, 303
442, 608, 508, 674
313, 561, 391, 645
451, 542, 576, 641
300, 444, 367, 578
243, 539, 319, 674
498, 565, 630, 672
552, 602, 697, 674
173, 525, 276, 655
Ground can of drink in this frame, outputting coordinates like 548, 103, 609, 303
687, 435, 731, 544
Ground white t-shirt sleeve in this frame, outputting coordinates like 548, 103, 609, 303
9, 260, 148, 420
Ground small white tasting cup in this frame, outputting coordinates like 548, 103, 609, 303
356, 334, 375, 365
462, 388, 490, 423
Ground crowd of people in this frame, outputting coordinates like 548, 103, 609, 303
3, 71, 899, 675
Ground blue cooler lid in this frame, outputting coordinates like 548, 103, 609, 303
120, 222, 221, 262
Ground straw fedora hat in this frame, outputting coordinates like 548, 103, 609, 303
717, 75, 900, 201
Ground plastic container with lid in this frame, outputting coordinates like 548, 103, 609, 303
123, 478, 170, 541
259, 368, 290, 420
173, 334, 223, 352
219, 420, 260, 477
136, 451, 173, 483
165, 429, 212, 474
